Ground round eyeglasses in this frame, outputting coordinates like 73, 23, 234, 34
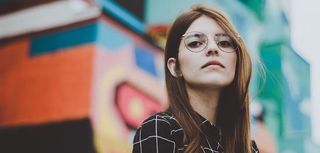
181, 31, 238, 53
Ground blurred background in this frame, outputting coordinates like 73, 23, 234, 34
0, 0, 319, 153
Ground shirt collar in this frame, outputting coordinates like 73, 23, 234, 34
196, 112, 221, 139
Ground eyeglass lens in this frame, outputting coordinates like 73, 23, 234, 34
183, 32, 237, 53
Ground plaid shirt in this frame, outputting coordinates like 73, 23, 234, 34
132, 112, 259, 153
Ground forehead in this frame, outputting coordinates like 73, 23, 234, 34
185, 15, 225, 34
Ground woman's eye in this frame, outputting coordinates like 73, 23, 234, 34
187, 41, 203, 48
218, 41, 233, 48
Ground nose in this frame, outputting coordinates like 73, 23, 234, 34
205, 38, 220, 56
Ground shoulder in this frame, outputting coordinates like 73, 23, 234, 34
132, 112, 178, 153
133, 112, 176, 140
251, 140, 259, 153
138, 112, 174, 128
136, 112, 178, 132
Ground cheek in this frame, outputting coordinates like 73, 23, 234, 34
227, 54, 237, 74
177, 44, 185, 66
232, 55, 237, 70
178, 58, 198, 80
177, 52, 189, 73
178, 50, 198, 73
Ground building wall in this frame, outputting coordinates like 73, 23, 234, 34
0, 0, 317, 152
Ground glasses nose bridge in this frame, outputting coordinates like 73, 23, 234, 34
205, 35, 220, 52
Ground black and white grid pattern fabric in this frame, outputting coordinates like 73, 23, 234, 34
132, 112, 259, 153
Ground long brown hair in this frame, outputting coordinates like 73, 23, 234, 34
164, 5, 252, 153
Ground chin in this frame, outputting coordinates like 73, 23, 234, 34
184, 76, 234, 89
204, 75, 233, 84
188, 80, 232, 89
205, 81, 231, 88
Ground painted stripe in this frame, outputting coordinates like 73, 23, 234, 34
96, 0, 145, 34
30, 23, 98, 56
30, 21, 133, 55
0, 0, 100, 40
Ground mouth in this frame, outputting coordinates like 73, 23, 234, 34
201, 60, 225, 69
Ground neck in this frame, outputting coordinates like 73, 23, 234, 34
186, 85, 221, 125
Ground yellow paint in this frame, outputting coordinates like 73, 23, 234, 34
129, 98, 144, 119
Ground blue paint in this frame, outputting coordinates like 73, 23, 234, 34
96, 22, 131, 51
30, 21, 134, 55
97, 0, 145, 34
30, 23, 98, 56
134, 47, 157, 77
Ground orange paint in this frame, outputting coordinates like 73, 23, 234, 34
0, 39, 29, 71
0, 40, 94, 127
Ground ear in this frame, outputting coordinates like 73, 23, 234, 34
167, 57, 182, 78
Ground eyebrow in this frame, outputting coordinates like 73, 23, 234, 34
183, 31, 228, 36
215, 33, 230, 37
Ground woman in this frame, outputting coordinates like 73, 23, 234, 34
132, 5, 259, 153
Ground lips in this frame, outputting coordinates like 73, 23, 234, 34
201, 60, 225, 69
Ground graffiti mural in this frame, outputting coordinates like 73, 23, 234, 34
90, 19, 167, 153
0, 1, 167, 151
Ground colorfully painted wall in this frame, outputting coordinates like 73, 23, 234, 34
90, 17, 166, 153
0, 11, 166, 153
1, 0, 316, 152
